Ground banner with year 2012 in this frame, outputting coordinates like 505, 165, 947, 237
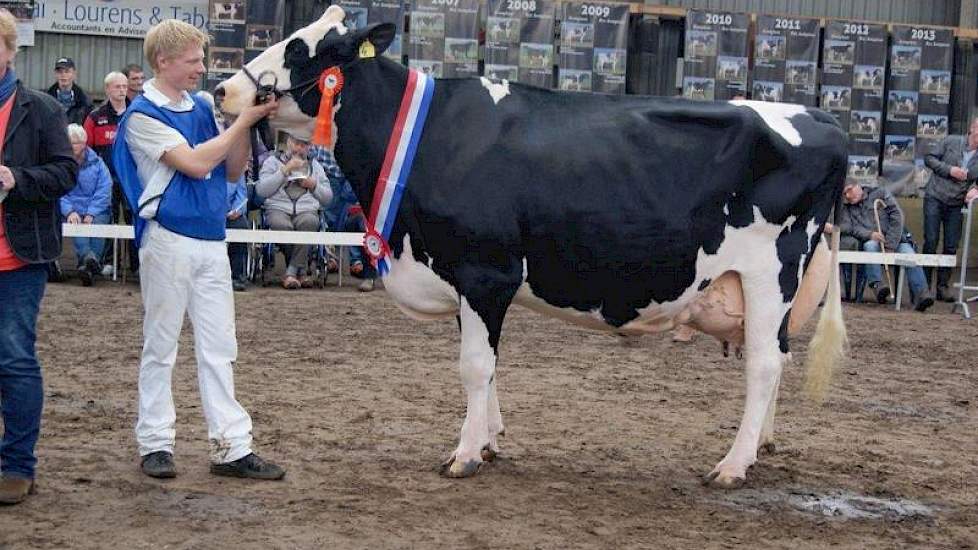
683, 10, 750, 102
408, 0, 481, 78
558, 1, 629, 94
881, 25, 954, 197
486, 0, 556, 88
752, 14, 819, 106
821, 20, 887, 182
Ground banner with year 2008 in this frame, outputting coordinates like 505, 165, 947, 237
408, 0, 481, 78
752, 14, 819, 106
558, 1, 629, 94
821, 20, 887, 182
486, 0, 556, 88
881, 25, 954, 197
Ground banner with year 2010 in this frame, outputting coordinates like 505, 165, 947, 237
682, 9, 749, 101
880, 25, 954, 197
486, 0, 556, 89
558, 1, 629, 94
752, 14, 819, 106
821, 20, 887, 182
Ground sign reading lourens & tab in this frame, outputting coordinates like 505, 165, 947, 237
32, 0, 209, 38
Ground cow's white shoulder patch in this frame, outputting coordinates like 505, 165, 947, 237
730, 100, 805, 147
479, 77, 510, 105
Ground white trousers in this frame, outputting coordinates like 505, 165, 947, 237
135, 222, 253, 464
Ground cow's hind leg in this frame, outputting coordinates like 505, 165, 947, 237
442, 293, 512, 478
704, 270, 790, 488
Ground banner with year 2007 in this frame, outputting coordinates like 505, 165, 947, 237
557, 1, 629, 94
752, 14, 819, 106
881, 25, 954, 197
486, 0, 556, 88
683, 9, 750, 101
408, 0, 481, 78
821, 20, 887, 182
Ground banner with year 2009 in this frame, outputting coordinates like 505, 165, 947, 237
558, 1, 629, 94
486, 0, 556, 88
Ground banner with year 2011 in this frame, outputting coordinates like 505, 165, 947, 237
880, 25, 954, 197
752, 14, 819, 106
821, 20, 887, 182
557, 1, 629, 94
408, 0, 481, 78
486, 0, 556, 88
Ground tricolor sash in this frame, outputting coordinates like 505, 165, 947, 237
363, 69, 435, 276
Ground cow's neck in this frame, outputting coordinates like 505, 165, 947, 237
333, 58, 411, 216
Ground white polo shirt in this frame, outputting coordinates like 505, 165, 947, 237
125, 78, 196, 220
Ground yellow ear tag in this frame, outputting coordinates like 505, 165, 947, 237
359, 40, 376, 59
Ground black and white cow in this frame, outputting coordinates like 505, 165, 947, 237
217, 7, 848, 488
249, 28, 275, 49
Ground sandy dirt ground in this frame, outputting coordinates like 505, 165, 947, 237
0, 276, 975, 549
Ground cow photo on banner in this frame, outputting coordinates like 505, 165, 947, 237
409, 0, 481, 78
683, 10, 749, 101
486, 0, 556, 88
821, 20, 887, 181
752, 14, 819, 106
207, 1, 287, 91
333, 0, 405, 62
558, 1, 629, 94
881, 25, 954, 197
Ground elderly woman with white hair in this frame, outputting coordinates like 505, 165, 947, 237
60, 123, 112, 285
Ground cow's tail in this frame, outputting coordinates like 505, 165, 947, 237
803, 211, 847, 403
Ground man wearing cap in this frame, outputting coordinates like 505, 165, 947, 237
256, 132, 332, 289
46, 57, 92, 125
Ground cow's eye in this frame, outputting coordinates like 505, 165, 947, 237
284, 38, 310, 68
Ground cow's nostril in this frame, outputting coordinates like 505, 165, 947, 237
214, 87, 226, 101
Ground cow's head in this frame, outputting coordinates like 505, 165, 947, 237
216, 5, 395, 140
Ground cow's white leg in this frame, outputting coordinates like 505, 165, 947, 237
758, 370, 781, 454
483, 375, 504, 461
442, 298, 497, 477
705, 271, 789, 488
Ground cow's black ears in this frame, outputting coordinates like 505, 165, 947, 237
354, 23, 396, 58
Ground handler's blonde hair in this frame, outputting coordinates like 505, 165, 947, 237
0, 9, 18, 52
144, 19, 208, 72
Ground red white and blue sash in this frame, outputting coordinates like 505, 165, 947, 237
363, 69, 435, 276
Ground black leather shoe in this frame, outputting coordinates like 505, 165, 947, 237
914, 295, 935, 312
210, 453, 285, 480
875, 285, 891, 304
936, 286, 956, 303
141, 451, 177, 478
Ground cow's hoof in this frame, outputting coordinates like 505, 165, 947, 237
759, 441, 776, 455
481, 445, 497, 462
439, 455, 483, 478
702, 467, 746, 489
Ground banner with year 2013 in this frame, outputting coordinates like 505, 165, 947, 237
752, 14, 819, 106
558, 1, 629, 94
880, 25, 954, 197
821, 20, 887, 181
486, 0, 556, 88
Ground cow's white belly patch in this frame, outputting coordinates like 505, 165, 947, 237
480, 77, 511, 105
731, 100, 805, 146
383, 235, 460, 320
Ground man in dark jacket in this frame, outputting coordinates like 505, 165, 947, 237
46, 57, 92, 126
838, 180, 933, 312
0, 26, 78, 505
923, 118, 978, 301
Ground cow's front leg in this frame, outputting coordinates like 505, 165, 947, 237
442, 297, 505, 477
704, 272, 789, 488
483, 375, 504, 462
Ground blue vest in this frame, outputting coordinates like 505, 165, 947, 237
113, 94, 227, 247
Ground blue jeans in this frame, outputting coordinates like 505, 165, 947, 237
226, 214, 250, 281
922, 196, 963, 289
67, 213, 111, 267
863, 240, 929, 303
344, 215, 375, 280
0, 264, 47, 479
